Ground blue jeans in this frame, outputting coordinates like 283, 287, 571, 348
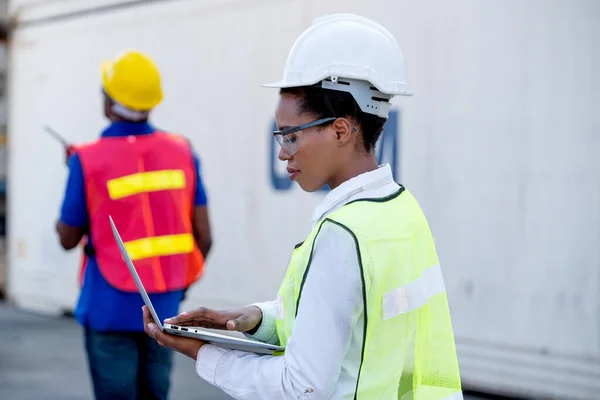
84, 326, 173, 400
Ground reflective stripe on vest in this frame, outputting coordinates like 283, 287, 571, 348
124, 233, 195, 261
107, 169, 186, 200
382, 264, 445, 320
275, 188, 463, 399
77, 132, 204, 293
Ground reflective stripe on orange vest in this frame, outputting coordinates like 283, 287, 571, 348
124, 233, 195, 261
107, 169, 186, 200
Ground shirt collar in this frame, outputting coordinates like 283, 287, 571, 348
311, 163, 395, 224
101, 121, 155, 137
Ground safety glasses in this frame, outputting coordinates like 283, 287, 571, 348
273, 117, 336, 156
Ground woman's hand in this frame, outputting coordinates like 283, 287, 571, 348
143, 306, 205, 360
165, 305, 263, 333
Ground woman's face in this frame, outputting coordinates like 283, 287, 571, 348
274, 92, 341, 192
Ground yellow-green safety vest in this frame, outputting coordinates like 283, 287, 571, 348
275, 187, 463, 399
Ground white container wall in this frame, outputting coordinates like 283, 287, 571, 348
6, 0, 600, 398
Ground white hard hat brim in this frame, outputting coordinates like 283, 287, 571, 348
262, 81, 286, 88
262, 79, 413, 97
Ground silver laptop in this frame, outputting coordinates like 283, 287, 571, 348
108, 216, 284, 355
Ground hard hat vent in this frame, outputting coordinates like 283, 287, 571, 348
321, 77, 392, 118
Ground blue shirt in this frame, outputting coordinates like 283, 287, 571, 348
59, 121, 208, 332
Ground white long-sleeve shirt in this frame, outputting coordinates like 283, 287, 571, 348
196, 164, 400, 399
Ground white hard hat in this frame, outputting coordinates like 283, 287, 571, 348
263, 13, 412, 118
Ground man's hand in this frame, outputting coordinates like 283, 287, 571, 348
165, 305, 263, 333
65, 145, 75, 165
143, 306, 206, 360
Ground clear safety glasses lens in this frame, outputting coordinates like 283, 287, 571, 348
272, 117, 337, 156
274, 133, 298, 156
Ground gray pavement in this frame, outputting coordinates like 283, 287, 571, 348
0, 301, 492, 399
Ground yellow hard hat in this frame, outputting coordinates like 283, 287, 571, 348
101, 50, 163, 111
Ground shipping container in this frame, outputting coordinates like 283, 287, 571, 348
5, 0, 600, 398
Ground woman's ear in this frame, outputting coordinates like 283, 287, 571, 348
333, 118, 354, 146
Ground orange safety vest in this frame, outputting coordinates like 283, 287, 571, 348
76, 131, 204, 293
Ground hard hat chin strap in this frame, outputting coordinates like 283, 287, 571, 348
111, 102, 150, 122
320, 77, 393, 118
